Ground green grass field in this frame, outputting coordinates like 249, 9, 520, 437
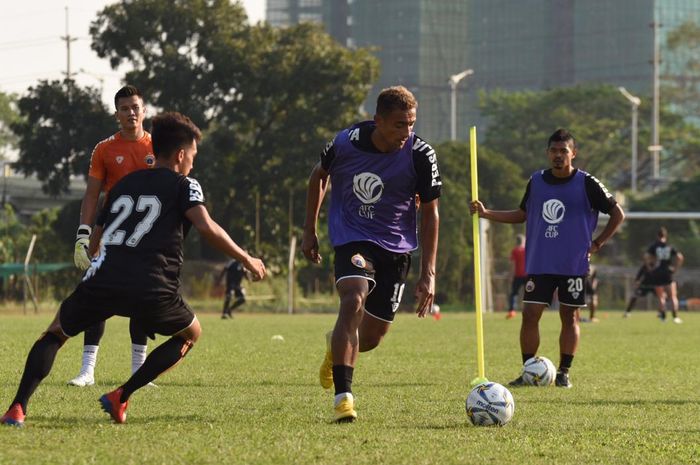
1, 310, 700, 464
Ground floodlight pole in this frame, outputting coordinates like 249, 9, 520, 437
449, 69, 474, 141
618, 87, 641, 192
650, 19, 662, 186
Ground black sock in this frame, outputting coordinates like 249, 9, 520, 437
12, 332, 64, 413
559, 354, 574, 373
84, 321, 105, 346
332, 365, 354, 396
119, 336, 193, 402
128, 319, 149, 345
522, 353, 535, 365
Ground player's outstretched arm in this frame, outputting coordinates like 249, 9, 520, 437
185, 205, 266, 281
469, 201, 526, 224
302, 162, 330, 264
415, 198, 439, 318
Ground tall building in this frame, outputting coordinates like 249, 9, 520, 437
267, 0, 700, 142
467, 0, 700, 124
266, 0, 470, 142
267, 0, 323, 27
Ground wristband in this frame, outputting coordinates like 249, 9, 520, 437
77, 224, 92, 239
592, 239, 602, 248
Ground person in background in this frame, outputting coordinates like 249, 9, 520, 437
470, 128, 624, 388
645, 227, 684, 323
69, 85, 154, 387
506, 234, 527, 319
218, 259, 249, 319
580, 265, 599, 323
623, 263, 657, 318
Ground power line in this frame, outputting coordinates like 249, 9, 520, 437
0, 36, 58, 50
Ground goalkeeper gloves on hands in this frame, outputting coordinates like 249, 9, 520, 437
74, 224, 92, 270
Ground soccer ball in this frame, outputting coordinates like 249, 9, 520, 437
521, 356, 556, 386
465, 382, 515, 426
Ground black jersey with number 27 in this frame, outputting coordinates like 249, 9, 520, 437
82, 167, 205, 297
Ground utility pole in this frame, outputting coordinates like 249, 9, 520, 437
61, 6, 77, 80
649, 18, 663, 187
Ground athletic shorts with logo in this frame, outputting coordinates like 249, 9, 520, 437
334, 241, 411, 323
59, 284, 195, 338
523, 274, 588, 307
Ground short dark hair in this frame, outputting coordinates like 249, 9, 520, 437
658, 227, 668, 239
548, 128, 576, 149
376, 85, 417, 117
114, 85, 143, 110
151, 112, 202, 159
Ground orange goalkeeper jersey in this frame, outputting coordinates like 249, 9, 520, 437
88, 131, 155, 193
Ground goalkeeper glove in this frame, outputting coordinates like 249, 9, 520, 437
74, 224, 92, 270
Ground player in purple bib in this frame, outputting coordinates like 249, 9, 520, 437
302, 86, 441, 422
470, 129, 624, 388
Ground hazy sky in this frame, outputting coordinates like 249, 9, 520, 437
0, 0, 266, 105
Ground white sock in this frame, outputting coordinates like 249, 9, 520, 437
334, 392, 353, 406
81, 345, 99, 376
131, 344, 148, 374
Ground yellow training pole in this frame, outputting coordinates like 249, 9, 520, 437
469, 126, 488, 387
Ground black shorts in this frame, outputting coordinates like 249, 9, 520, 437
651, 268, 674, 286
523, 274, 588, 308
635, 285, 656, 297
59, 285, 196, 338
334, 241, 411, 323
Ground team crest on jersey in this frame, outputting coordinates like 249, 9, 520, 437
525, 279, 535, 293
144, 154, 155, 166
542, 199, 565, 224
116, 155, 124, 164
351, 253, 366, 269
353, 172, 383, 204
571, 291, 580, 299
353, 172, 383, 220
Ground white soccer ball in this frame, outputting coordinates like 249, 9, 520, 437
521, 356, 556, 386
465, 382, 515, 426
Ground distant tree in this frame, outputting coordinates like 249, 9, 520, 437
11, 80, 114, 195
479, 84, 700, 192
664, 21, 700, 119
431, 141, 526, 303
0, 91, 20, 162
90, 0, 250, 129
90, 1, 379, 263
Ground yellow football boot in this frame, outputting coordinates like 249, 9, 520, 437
333, 393, 357, 423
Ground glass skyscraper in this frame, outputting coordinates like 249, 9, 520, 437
267, 0, 700, 142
